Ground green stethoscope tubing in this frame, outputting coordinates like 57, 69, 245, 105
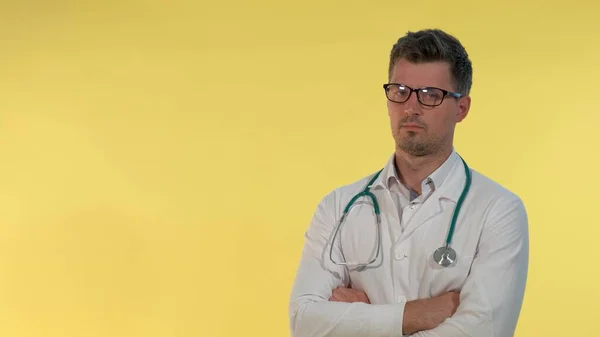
448, 156, 472, 247
330, 155, 472, 267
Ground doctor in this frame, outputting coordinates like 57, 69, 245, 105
288, 29, 529, 337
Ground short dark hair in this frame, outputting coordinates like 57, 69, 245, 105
388, 29, 473, 95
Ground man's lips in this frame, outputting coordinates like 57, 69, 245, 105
401, 123, 424, 129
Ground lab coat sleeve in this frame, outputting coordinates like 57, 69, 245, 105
289, 191, 406, 337
411, 195, 530, 337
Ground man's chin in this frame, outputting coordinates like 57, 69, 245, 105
397, 141, 431, 157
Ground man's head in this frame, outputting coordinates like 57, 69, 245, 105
385, 29, 472, 157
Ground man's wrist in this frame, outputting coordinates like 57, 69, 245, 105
403, 299, 430, 335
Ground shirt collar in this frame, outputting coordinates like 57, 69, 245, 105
370, 149, 462, 201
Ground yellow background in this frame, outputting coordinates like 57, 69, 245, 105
0, 0, 598, 336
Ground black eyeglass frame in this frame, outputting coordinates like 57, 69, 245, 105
382, 83, 463, 107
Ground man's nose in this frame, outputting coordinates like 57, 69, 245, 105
404, 92, 422, 115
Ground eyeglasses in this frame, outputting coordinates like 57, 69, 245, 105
383, 83, 463, 107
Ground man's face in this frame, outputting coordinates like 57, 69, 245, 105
387, 59, 470, 157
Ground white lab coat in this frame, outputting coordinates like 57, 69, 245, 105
289, 150, 529, 337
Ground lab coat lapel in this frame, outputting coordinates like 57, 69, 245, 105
400, 194, 445, 240
400, 161, 465, 239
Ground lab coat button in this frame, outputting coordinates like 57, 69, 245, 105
394, 251, 406, 260
397, 295, 406, 303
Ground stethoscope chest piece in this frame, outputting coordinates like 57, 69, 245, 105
433, 246, 457, 267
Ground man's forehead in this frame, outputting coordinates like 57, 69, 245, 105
390, 60, 453, 88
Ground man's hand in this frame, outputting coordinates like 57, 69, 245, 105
329, 286, 370, 304
403, 291, 460, 335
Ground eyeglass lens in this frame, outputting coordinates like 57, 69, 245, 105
386, 84, 445, 106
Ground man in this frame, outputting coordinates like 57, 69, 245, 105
288, 29, 529, 337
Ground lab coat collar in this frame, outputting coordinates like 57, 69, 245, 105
370, 148, 464, 203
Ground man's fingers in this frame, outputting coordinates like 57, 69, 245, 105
329, 286, 370, 303
330, 294, 342, 301
330, 291, 344, 302
332, 288, 349, 301
335, 287, 354, 296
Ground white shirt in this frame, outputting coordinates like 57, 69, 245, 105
288, 150, 529, 337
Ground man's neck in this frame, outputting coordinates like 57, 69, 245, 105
394, 147, 453, 194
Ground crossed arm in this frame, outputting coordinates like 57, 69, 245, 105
329, 286, 461, 335
288, 192, 529, 337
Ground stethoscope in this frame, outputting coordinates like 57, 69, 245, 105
329, 155, 472, 268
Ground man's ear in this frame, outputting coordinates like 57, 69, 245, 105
456, 96, 471, 122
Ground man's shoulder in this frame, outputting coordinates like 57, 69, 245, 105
317, 170, 382, 208
471, 169, 519, 197
469, 168, 527, 216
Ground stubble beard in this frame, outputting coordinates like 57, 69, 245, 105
396, 131, 446, 157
